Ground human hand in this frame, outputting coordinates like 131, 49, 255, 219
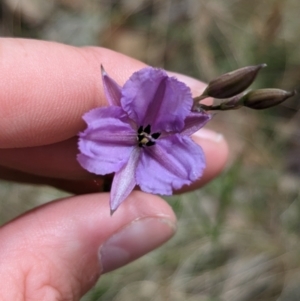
0, 38, 228, 300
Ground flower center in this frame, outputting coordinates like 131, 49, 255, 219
137, 125, 161, 147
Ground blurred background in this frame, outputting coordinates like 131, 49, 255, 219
1, 0, 300, 300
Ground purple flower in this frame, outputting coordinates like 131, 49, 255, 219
78, 67, 211, 213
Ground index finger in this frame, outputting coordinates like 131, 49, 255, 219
0, 38, 147, 148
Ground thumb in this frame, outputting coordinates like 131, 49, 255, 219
0, 191, 176, 300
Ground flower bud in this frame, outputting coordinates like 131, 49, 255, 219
242, 89, 296, 110
203, 64, 267, 99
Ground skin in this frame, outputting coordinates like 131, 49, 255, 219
0, 38, 229, 301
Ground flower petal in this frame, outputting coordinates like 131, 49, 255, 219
136, 134, 205, 194
180, 111, 212, 136
101, 65, 122, 106
110, 147, 141, 213
121, 67, 193, 133
78, 106, 136, 175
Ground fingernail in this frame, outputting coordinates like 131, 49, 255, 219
193, 128, 223, 143
99, 217, 176, 273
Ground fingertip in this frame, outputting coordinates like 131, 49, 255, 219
99, 215, 176, 274
196, 128, 229, 176
185, 128, 229, 190
0, 191, 176, 299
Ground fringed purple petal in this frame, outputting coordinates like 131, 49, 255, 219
121, 67, 193, 133
110, 147, 141, 213
101, 65, 122, 106
136, 134, 205, 194
181, 111, 212, 136
78, 66, 211, 213
82, 105, 128, 125
78, 106, 136, 175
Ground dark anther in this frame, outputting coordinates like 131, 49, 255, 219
151, 132, 161, 139
138, 142, 143, 147
146, 140, 155, 147
137, 134, 144, 142
138, 126, 143, 134
144, 124, 151, 134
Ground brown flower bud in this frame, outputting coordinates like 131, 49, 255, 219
203, 64, 267, 99
242, 89, 296, 110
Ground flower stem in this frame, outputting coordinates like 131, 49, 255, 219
193, 94, 209, 104
193, 103, 241, 112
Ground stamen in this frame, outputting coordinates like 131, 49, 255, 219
146, 141, 155, 147
137, 134, 144, 142
152, 132, 161, 139
144, 124, 151, 134
138, 126, 143, 134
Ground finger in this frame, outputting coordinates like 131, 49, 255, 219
0, 64, 224, 180
0, 39, 211, 149
0, 165, 106, 194
0, 38, 146, 148
0, 191, 176, 300
0, 126, 228, 185
0, 137, 86, 179
0, 126, 226, 181
0, 127, 228, 195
